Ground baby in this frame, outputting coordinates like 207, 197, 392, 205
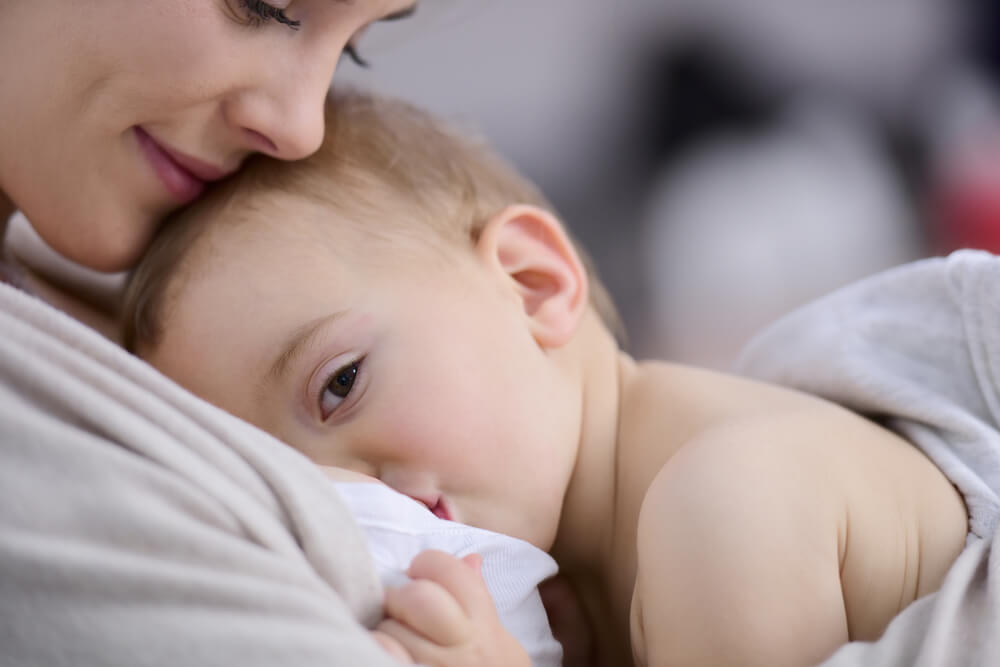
122, 90, 969, 666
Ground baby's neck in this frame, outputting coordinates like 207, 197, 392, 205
548, 310, 638, 661
550, 311, 626, 570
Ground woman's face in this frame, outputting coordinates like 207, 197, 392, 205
0, 0, 415, 271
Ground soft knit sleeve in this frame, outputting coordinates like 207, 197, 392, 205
0, 283, 397, 667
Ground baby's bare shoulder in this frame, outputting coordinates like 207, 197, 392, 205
629, 407, 966, 666
629, 414, 848, 667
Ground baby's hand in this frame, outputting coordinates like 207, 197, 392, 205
372, 549, 531, 667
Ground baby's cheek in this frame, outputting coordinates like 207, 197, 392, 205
373, 401, 474, 467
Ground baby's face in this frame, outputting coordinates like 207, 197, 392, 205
147, 198, 579, 550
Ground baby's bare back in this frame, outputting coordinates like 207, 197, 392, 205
614, 362, 968, 667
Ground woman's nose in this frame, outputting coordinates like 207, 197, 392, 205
223, 46, 342, 161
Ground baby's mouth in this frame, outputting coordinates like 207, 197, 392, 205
402, 489, 457, 522
411, 493, 453, 521
429, 497, 452, 521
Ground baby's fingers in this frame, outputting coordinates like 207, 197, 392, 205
370, 630, 415, 664
407, 549, 494, 618
384, 578, 472, 646
376, 617, 452, 665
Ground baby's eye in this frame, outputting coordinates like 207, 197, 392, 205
319, 359, 362, 419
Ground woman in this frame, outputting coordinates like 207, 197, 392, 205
1, 0, 414, 273
0, 2, 417, 665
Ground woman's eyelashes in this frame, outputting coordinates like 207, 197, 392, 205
318, 358, 364, 420
237, 2, 370, 65
239, 0, 300, 30
235, 0, 372, 65
343, 42, 369, 68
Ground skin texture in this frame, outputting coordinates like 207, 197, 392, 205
146, 198, 969, 666
0, 0, 414, 272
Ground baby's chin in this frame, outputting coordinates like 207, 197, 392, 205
317, 464, 382, 485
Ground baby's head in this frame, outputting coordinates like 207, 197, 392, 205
122, 89, 621, 549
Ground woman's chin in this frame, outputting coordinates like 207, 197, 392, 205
28, 207, 159, 273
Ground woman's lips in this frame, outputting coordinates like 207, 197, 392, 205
134, 127, 217, 204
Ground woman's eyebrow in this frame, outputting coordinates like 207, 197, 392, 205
265, 311, 347, 386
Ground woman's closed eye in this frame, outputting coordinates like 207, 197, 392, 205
238, 0, 300, 30
342, 42, 368, 68
318, 357, 365, 420
233, 0, 373, 65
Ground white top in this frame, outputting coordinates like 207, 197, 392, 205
335, 482, 562, 667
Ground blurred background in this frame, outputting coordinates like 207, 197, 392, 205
346, 0, 1000, 368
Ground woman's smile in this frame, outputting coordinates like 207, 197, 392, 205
133, 127, 232, 204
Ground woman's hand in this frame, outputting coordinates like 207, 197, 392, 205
372, 549, 531, 667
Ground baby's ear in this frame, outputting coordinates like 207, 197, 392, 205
476, 205, 588, 348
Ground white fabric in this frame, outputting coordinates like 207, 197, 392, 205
336, 482, 562, 667
736, 249, 1000, 666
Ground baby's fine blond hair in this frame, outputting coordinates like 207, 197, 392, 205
122, 89, 623, 354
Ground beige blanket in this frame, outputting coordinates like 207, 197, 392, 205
0, 281, 398, 666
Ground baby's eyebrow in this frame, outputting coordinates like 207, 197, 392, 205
265, 311, 347, 386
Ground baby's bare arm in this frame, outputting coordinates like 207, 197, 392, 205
630, 410, 966, 667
